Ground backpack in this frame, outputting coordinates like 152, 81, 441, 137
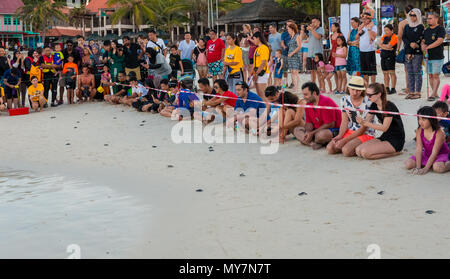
29, 63, 42, 82
196, 48, 207, 66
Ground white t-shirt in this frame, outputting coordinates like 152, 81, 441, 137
146, 38, 166, 53
132, 83, 149, 96
359, 25, 377, 52
178, 40, 196, 60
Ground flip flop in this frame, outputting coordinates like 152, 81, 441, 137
405, 94, 414, 99
410, 94, 421, 100
427, 96, 436, 102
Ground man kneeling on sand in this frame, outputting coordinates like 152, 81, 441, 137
194, 79, 237, 124
104, 71, 129, 104
293, 82, 342, 149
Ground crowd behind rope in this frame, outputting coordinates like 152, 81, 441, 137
0, 5, 449, 174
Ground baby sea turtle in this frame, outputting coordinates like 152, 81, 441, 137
140, 124, 144, 126
239, 172, 246, 177
167, 165, 174, 168
104, 144, 109, 147
74, 126, 77, 129
65, 143, 71, 146
50, 116, 56, 119
142, 120, 146, 123
425, 210, 436, 214
208, 146, 214, 152
152, 145, 157, 148
377, 191, 385, 195
298, 192, 308, 196
113, 117, 117, 119
196, 189, 203, 192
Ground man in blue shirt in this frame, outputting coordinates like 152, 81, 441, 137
280, 20, 294, 88
231, 81, 266, 133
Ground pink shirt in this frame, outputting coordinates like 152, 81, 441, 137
335, 47, 347, 66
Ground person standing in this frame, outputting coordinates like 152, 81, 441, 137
206, 29, 226, 81
147, 30, 167, 54
286, 23, 302, 93
378, 24, 398, 95
192, 38, 208, 79
281, 20, 294, 87
178, 32, 196, 61
306, 18, 324, 85
268, 24, 282, 53
422, 12, 446, 101
403, 8, 424, 100
251, 32, 270, 99
240, 24, 253, 82
358, 12, 378, 88
223, 33, 243, 93
396, 5, 414, 95
347, 17, 361, 76
330, 23, 343, 93
39, 46, 59, 107
123, 36, 142, 80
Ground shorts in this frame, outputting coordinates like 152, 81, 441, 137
343, 129, 374, 143
335, 65, 347, 71
282, 55, 289, 72
196, 65, 208, 73
274, 68, 283, 79
360, 51, 377, 76
256, 73, 270, 84
428, 59, 444, 75
93, 92, 104, 100
4, 85, 18, 99
300, 47, 308, 53
329, 128, 340, 137
58, 77, 66, 87
381, 56, 396, 71
208, 61, 223, 76
125, 67, 142, 80
306, 57, 317, 71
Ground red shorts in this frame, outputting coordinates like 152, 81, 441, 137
343, 129, 374, 143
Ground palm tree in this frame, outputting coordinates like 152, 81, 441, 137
189, 0, 240, 38
107, 0, 156, 32
146, 0, 190, 42
15, 0, 68, 44
69, 4, 89, 37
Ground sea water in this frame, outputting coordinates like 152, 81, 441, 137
0, 169, 150, 258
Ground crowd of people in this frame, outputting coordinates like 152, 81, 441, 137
0, 5, 449, 174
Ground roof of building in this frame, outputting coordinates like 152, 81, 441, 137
86, 0, 116, 14
46, 27, 84, 37
0, 0, 24, 14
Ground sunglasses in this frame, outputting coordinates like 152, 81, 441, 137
366, 92, 379, 97
410, 14, 417, 17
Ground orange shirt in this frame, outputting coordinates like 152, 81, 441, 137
380, 33, 398, 48
63, 62, 79, 75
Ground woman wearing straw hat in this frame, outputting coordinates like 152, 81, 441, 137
327, 76, 375, 157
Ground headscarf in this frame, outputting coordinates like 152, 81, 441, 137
407, 8, 422, 28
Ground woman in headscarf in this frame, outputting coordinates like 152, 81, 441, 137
402, 8, 424, 100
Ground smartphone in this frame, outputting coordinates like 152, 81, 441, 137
350, 111, 357, 123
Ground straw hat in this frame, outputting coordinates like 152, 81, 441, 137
347, 76, 365, 90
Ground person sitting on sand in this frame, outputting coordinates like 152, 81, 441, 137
261, 86, 305, 139
104, 71, 129, 104
27, 76, 46, 112
227, 81, 266, 134
327, 76, 375, 157
160, 80, 180, 118
131, 79, 157, 112
293, 82, 341, 149
197, 78, 217, 102
355, 83, 406, 159
172, 78, 200, 121
76, 65, 96, 102
121, 76, 149, 107
432, 101, 450, 151
405, 106, 450, 174
194, 79, 237, 124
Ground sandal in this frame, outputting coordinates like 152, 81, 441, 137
427, 96, 436, 102
405, 94, 414, 99
410, 94, 421, 100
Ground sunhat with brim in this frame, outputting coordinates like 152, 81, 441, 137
347, 76, 365, 90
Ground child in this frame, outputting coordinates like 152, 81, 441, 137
121, 76, 148, 106
315, 53, 334, 94
361, 1, 375, 28
101, 65, 112, 96
53, 43, 64, 67
62, 55, 78, 104
169, 46, 184, 78
160, 80, 179, 118
432, 101, 450, 151
334, 36, 348, 95
27, 76, 46, 112
273, 49, 284, 87
405, 106, 450, 174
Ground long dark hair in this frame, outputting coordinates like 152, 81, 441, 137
368, 83, 387, 111
226, 32, 238, 46
332, 23, 342, 34
253, 31, 270, 56
417, 106, 439, 131
337, 35, 347, 48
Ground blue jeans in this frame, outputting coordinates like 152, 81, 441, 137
405, 54, 423, 92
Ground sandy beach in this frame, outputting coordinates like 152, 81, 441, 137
1, 65, 449, 259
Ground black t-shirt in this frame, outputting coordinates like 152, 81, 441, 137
115, 81, 130, 95
169, 54, 181, 71
63, 49, 81, 65
403, 24, 424, 55
124, 43, 140, 68
369, 101, 405, 142
203, 88, 216, 100
0, 56, 10, 77
424, 25, 446, 60
380, 35, 397, 59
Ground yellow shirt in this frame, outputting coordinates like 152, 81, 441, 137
28, 83, 45, 102
224, 46, 243, 75
254, 44, 270, 74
